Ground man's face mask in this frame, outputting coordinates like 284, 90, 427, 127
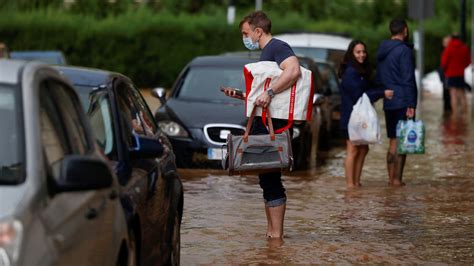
243, 28, 260, 50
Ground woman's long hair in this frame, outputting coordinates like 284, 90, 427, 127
338, 40, 371, 79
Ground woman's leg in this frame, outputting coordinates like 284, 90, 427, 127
458, 88, 467, 114
449, 87, 458, 115
345, 140, 358, 188
354, 145, 369, 186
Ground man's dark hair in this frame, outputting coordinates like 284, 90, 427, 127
389, 18, 407, 36
239, 11, 272, 34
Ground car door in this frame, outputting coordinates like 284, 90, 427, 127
129, 83, 182, 263
38, 79, 118, 265
114, 79, 176, 263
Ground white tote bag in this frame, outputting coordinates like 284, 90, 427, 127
348, 93, 380, 145
244, 61, 314, 122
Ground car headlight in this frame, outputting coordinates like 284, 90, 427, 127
0, 219, 23, 266
158, 121, 189, 138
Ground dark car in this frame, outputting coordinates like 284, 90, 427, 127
0, 60, 131, 265
56, 66, 183, 265
152, 55, 326, 170
10, 50, 67, 65
314, 61, 342, 134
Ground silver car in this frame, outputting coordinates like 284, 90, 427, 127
0, 60, 131, 265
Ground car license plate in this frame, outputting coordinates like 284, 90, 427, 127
207, 148, 226, 160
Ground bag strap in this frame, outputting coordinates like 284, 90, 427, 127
243, 106, 275, 142
261, 81, 296, 134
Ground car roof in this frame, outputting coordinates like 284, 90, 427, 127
10, 51, 67, 65
274, 33, 352, 50
55, 65, 126, 87
189, 55, 258, 67
0, 59, 26, 84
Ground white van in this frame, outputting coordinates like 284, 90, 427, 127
274, 33, 352, 67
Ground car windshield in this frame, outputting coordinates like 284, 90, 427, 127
0, 84, 24, 184
73, 85, 115, 155
293, 47, 345, 68
177, 66, 245, 103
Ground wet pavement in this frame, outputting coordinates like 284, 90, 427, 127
178, 94, 474, 264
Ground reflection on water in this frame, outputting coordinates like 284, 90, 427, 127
179, 95, 474, 264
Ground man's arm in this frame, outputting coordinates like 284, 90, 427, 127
256, 56, 301, 107
400, 48, 417, 117
272, 56, 301, 93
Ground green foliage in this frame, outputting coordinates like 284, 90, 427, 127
0, 1, 471, 88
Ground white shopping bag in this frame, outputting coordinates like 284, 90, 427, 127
348, 93, 380, 145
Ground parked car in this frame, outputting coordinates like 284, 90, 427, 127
56, 65, 183, 265
152, 55, 327, 169
10, 51, 67, 65
0, 60, 131, 265
314, 61, 342, 133
274, 32, 352, 68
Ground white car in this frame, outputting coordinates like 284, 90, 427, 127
274, 33, 352, 66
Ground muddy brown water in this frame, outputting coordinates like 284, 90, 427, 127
177, 95, 474, 264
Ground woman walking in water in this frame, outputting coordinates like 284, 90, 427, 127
338, 40, 393, 188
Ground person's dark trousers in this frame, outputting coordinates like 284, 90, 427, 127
438, 68, 451, 112
251, 117, 293, 206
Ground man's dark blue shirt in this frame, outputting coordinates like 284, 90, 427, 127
260, 38, 295, 64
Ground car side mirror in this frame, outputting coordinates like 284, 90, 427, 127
130, 134, 165, 159
151, 87, 166, 105
313, 93, 326, 105
54, 155, 113, 193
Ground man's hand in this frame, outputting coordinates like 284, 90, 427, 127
406, 107, 415, 118
384, 89, 394, 100
221, 86, 245, 100
255, 91, 271, 108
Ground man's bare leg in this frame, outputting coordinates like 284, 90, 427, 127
267, 204, 286, 238
393, 154, 406, 186
265, 206, 272, 237
387, 138, 397, 185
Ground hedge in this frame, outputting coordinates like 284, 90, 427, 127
0, 8, 467, 88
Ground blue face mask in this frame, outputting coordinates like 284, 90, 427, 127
243, 36, 259, 50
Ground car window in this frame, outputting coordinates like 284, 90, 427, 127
87, 91, 115, 156
293, 47, 345, 68
177, 66, 245, 103
129, 84, 158, 136
115, 82, 142, 147
40, 82, 71, 179
48, 81, 90, 155
316, 63, 339, 95
0, 84, 24, 184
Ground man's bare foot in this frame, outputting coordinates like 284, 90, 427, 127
357, 183, 362, 187
265, 233, 283, 239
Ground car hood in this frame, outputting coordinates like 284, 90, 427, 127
163, 98, 248, 128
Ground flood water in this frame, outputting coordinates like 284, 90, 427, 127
178, 95, 474, 264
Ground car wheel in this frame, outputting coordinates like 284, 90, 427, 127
169, 211, 181, 266
127, 230, 138, 266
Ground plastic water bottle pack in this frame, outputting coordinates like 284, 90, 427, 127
396, 119, 425, 154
